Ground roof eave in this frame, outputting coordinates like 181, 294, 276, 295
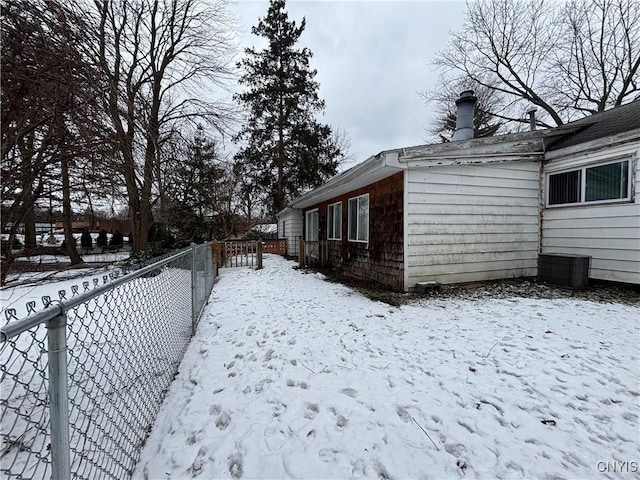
285, 150, 405, 210
545, 128, 640, 160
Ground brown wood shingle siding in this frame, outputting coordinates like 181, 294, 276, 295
303, 172, 404, 290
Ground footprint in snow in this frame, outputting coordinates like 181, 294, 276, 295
444, 442, 467, 458
395, 406, 411, 423
351, 459, 366, 477
341, 388, 358, 398
215, 411, 231, 430
186, 446, 208, 477
228, 452, 243, 479
286, 379, 309, 389
335, 415, 348, 429
254, 379, 273, 393
318, 448, 340, 463
304, 403, 320, 419
272, 402, 287, 417
372, 460, 392, 480
210, 404, 221, 416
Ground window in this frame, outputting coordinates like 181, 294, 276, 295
281, 221, 286, 237
549, 170, 581, 205
585, 161, 629, 201
547, 159, 630, 206
348, 194, 369, 242
327, 202, 342, 240
305, 209, 318, 241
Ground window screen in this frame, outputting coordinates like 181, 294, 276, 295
549, 170, 581, 205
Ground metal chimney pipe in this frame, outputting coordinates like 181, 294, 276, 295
526, 107, 537, 131
452, 90, 477, 141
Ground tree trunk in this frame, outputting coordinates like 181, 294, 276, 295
23, 204, 37, 251
0, 228, 18, 285
61, 152, 82, 265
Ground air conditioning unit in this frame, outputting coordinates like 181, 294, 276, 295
538, 254, 590, 289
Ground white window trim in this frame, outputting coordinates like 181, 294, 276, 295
305, 209, 319, 241
546, 157, 632, 207
327, 201, 342, 240
348, 193, 369, 243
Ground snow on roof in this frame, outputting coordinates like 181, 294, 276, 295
251, 223, 278, 234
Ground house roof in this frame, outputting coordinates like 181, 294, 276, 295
285, 150, 405, 210
279, 101, 640, 214
398, 129, 552, 166
547, 100, 640, 150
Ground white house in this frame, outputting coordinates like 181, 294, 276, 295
541, 101, 640, 284
278, 97, 640, 290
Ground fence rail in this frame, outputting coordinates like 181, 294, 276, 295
1, 242, 217, 480
299, 240, 330, 268
212, 240, 264, 269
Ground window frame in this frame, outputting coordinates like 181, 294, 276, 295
327, 201, 342, 240
546, 158, 632, 207
305, 209, 319, 241
347, 193, 369, 243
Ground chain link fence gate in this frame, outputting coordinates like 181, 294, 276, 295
1, 242, 217, 479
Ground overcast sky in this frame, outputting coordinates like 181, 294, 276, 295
232, 0, 468, 169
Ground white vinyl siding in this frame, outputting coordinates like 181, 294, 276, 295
348, 194, 369, 242
327, 202, 342, 240
542, 145, 639, 284
279, 208, 303, 255
406, 161, 541, 287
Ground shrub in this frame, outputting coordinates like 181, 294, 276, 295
96, 230, 108, 247
80, 231, 93, 249
110, 231, 124, 246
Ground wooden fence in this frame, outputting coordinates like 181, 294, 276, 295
211, 240, 261, 268
298, 240, 330, 268
210, 239, 290, 269
263, 239, 286, 256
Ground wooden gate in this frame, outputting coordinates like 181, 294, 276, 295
212, 240, 261, 268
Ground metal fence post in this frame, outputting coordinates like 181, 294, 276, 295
46, 311, 71, 480
298, 239, 305, 267
191, 243, 197, 335
204, 242, 210, 295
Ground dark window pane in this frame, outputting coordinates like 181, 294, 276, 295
549, 170, 581, 205
348, 198, 357, 240
585, 161, 628, 202
357, 196, 368, 241
327, 206, 334, 238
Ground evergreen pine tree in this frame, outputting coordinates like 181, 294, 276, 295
234, 0, 343, 215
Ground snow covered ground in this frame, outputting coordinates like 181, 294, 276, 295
134, 255, 639, 480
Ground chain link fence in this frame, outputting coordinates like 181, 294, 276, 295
1, 242, 217, 479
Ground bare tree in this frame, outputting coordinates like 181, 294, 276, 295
428, 0, 640, 130
88, 0, 235, 253
1, 0, 102, 282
